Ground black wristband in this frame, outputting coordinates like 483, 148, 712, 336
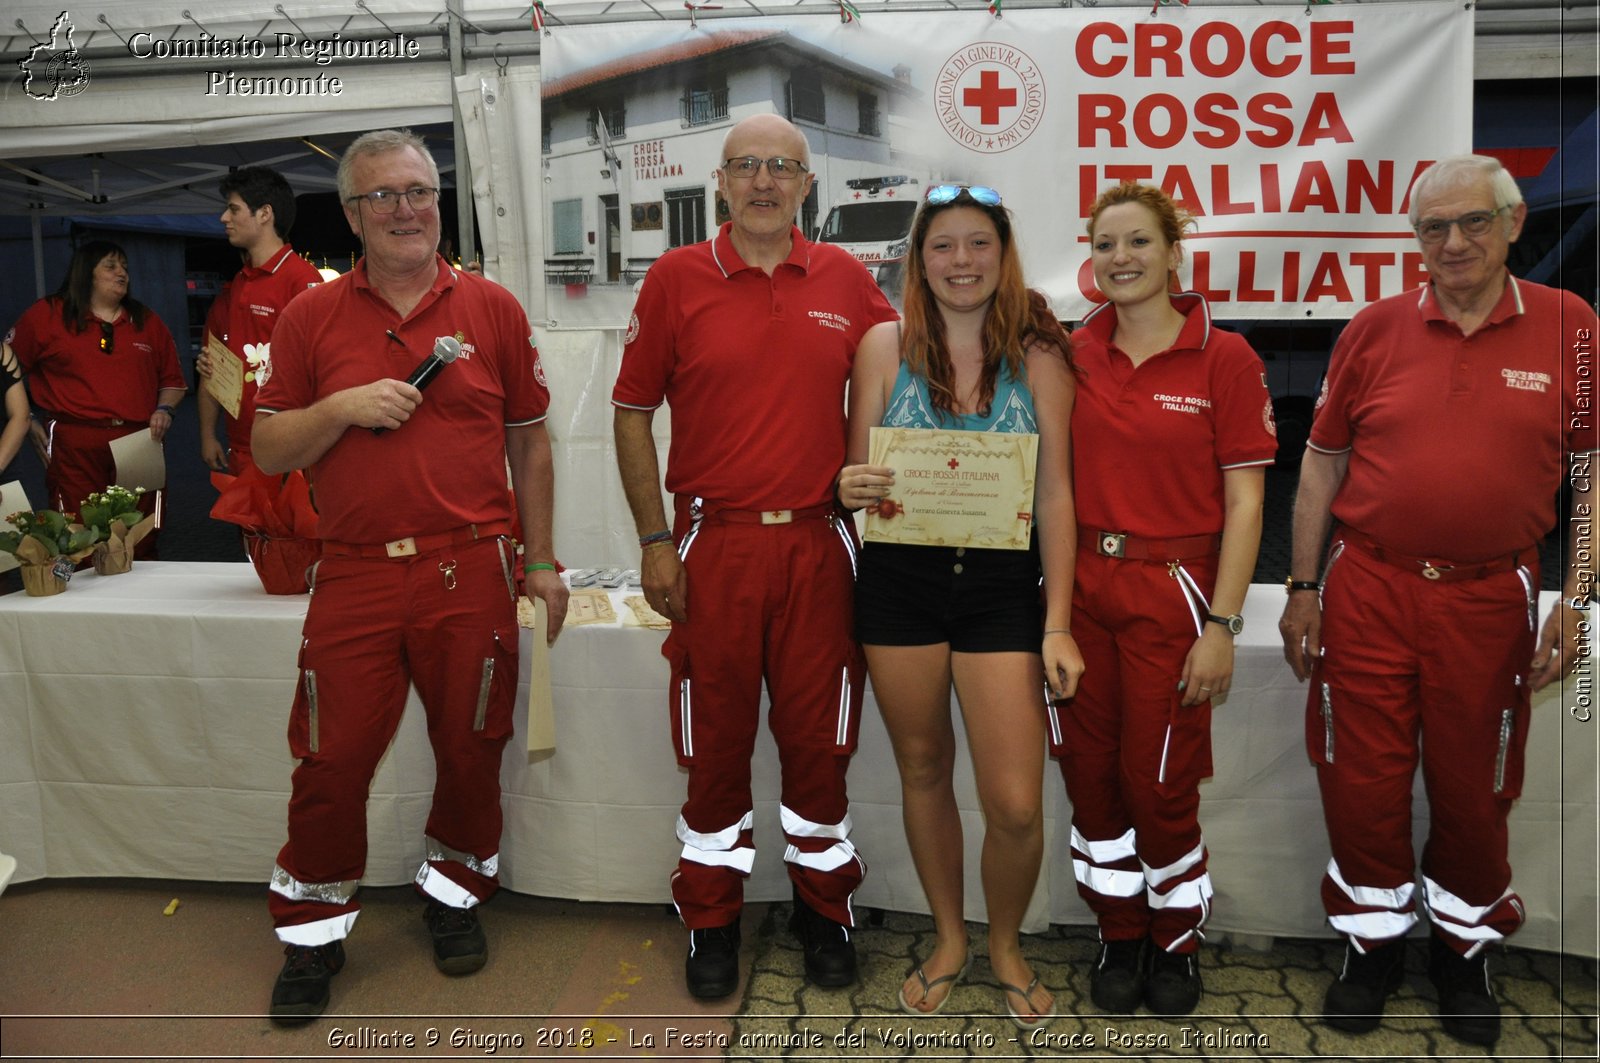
1285, 578, 1321, 593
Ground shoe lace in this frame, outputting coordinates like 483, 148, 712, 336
429, 904, 478, 934
282, 944, 331, 975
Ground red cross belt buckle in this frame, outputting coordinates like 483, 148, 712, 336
760, 510, 794, 525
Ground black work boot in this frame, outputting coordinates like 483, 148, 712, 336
1428, 934, 1500, 1047
1323, 937, 1407, 1033
1089, 936, 1147, 1013
788, 888, 858, 987
423, 900, 488, 975
1144, 944, 1202, 1016
684, 921, 742, 1000
269, 940, 345, 1024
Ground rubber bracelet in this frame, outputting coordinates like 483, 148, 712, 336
155, 404, 176, 417
638, 529, 674, 547
524, 562, 557, 574
1044, 628, 1072, 636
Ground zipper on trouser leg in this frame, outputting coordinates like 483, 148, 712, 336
1493, 707, 1513, 794
303, 669, 320, 754
1321, 682, 1335, 763
473, 657, 494, 732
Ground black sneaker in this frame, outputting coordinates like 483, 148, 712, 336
1323, 937, 1406, 1034
685, 921, 742, 1000
1428, 934, 1500, 1047
1090, 936, 1147, 1013
788, 890, 858, 987
269, 940, 345, 1024
1144, 944, 1202, 1016
423, 901, 487, 975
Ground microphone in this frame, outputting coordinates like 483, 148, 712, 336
373, 334, 461, 435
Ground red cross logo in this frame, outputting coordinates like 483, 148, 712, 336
964, 69, 1016, 126
947, 458, 960, 470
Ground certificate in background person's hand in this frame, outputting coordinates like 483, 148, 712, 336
203, 335, 244, 419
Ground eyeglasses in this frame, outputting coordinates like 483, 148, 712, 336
1415, 207, 1506, 244
346, 187, 440, 214
722, 156, 809, 181
98, 320, 114, 355
925, 185, 1003, 207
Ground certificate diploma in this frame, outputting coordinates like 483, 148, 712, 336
203, 333, 244, 420
864, 426, 1038, 550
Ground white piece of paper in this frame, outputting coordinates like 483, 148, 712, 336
525, 597, 555, 753
109, 428, 166, 491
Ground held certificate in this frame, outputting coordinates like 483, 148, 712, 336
203, 333, 244, 420
864, 426, 1038, 551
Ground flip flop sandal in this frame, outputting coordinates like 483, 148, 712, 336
1001, 974, 1057, 1029
897, 958, 970, 1015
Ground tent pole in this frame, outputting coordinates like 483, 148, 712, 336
32, 213, 46, 300
448, 0, 477, 270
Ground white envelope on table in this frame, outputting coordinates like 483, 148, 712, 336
110, 428, 166, 491
0, 480, 36, 575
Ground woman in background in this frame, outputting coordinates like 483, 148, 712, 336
9, 240, 184, 550
838, 184, 1081, 1028
1054, 182, 1275, 1016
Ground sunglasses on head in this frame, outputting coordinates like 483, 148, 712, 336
924, 184, 1002, 207
98, 320, 114, 355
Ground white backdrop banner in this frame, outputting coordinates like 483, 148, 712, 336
540, 1, 1472, 322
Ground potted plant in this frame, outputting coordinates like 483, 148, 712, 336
0, 508, 97, 596
79, 486, 154, 575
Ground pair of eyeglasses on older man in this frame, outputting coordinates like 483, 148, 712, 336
722, 156, 809, 180
345, 187, 440, 214
1414, 207, 1507, 244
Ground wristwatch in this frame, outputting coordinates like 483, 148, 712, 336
1285, 577, 1321, 593
1206, 612, 1245, 635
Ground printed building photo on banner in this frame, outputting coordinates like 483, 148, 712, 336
540, 3, 1473, 325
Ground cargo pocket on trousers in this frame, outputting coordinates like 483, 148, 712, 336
287, 637, 320, 759
665, 635, 694, 768
1155, 691, 1213, 798
472, 625, 520, 740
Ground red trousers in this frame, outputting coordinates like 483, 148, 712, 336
1051, 548, 1218, 952
1309, 534, 1534, 957
665, 500, 866, 929
269, 535, 520, 945
46, 421, 160, 558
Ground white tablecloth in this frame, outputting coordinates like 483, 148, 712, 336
1, 563, 1593, 955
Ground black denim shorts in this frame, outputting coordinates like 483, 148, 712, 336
854, 538, 1042, 652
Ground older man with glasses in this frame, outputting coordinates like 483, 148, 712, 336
613, 112, 898, 1000
1279, 154, 1597, 1047
252, 128, 567, 1023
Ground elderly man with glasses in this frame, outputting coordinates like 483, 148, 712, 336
252, 128, 567, 1022
613, 112, 898, 1000
1279, 154, 1597, 1047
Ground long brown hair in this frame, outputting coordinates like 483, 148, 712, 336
54, 239, 150, 332
901, 188, 1072, 420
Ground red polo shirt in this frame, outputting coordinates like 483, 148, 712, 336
613, 223, 897, 511
215, 244, 322, 460
255, 254, 548, 544
1071, 291, 1278, 538
1310, 274, 1598, 562
8, 297, 185, 422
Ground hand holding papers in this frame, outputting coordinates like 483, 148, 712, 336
203, 333, 244, 420
864, 427, 1038, 551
